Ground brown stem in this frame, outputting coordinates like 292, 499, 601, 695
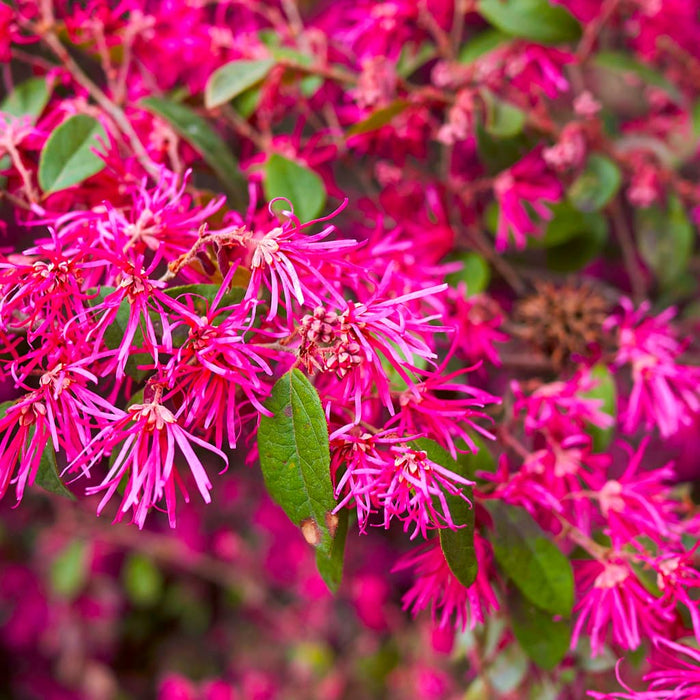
31, 9, 160, 180
610, 199, 646, 303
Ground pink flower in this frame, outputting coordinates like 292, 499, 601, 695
70, 394, 227, 528
493, 148, 563, 251
230, 199, 357, 321
166, 275, 276, 449
387, 356, 498, 458
571, 559, 674, 657
589, 639, 700, 699
302, 277, 446, 420
446, 287, 508, 366
330, 429, 474, 539
512, 371, 615, 438
607, 300, 700, 438
393, 535, 499, 631
596, 439, 677, 545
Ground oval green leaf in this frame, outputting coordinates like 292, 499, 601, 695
205, 59, 275, 109
415, 438, 477, 588
567, 154, 622, 213
263, 153, 327, 222
257, 369, 338, 561
544, 207, 609, 273
1, 77, 51, 121
315, 507, 349, 593
446, 251, 491, 295
123, 553, 164, 606
486, 500, 574, 617
347, 99, 411, 138
581, 364, 616, 452
636, 195, 694, 291
50, 539, 89, 599
482, 89, 526, 138
140, 97, 247, 208
38, 114, 107, 193
477, 0, 582, 45
458, 29, 511, 64
509, 590, 571, 670
36, 442, 76, 500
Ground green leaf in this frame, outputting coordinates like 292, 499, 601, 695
415, 438, 477, 587
38, 115, 107, 193
567, 154, 622, 213
123, 554, 164, 606
458, 29, 510, 64
510, 590, 571, 669
263, 154, 327, 222
636, 196, 694, 291
594, 51, 680, 102
36, 442, 75, 500
50, 540, 89, 599
315, 506, 349, 593
205, 59, 275, 109
486, 500, 574, 617
457, 435, 498, 478
476, 124, 534, 174
477, 0, 581, 45
396, 42, 438, 78
232, 86, 263, 118
140, 97, 247, 208
257, 369, 337, 563
544, 206, 609, 273
0, 77, 51, 121
446, 251, 491, 295
581, 364, 616, 452
346, 99, 411, 137
482, 89, 526, 138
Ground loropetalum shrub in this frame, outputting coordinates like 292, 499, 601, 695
3, 0, 700, 697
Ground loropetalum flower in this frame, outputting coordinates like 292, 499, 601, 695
595, 439, 678, 545
588, 638, 700, 699
70, 391, 227, 529
571, 559, 675, 657
330, 429, 475, 539
393, 535, 499, 631
606, 299, 700, 438
493, 148, 563, 251
5, 2, 700, 695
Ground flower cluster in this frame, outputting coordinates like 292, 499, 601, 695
2, 0, 700, 697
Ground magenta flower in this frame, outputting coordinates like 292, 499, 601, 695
301, 278, 446, 421
596, 439, 678, 545
446, 287, 508, 367
607, 299, 700, 438
166, 277, 276, 449
0, 394, 53, 502
393, 535, 499, 631
70, 395, 227, 528
377, 442, 475, 540
512, 371, 615, 438
493, 148, 563, 251
589, 638, 700, 699
330, 429, 475, 539
571, 559, 674, 657
228, 199, 356, 321
387, 357, 498, 459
